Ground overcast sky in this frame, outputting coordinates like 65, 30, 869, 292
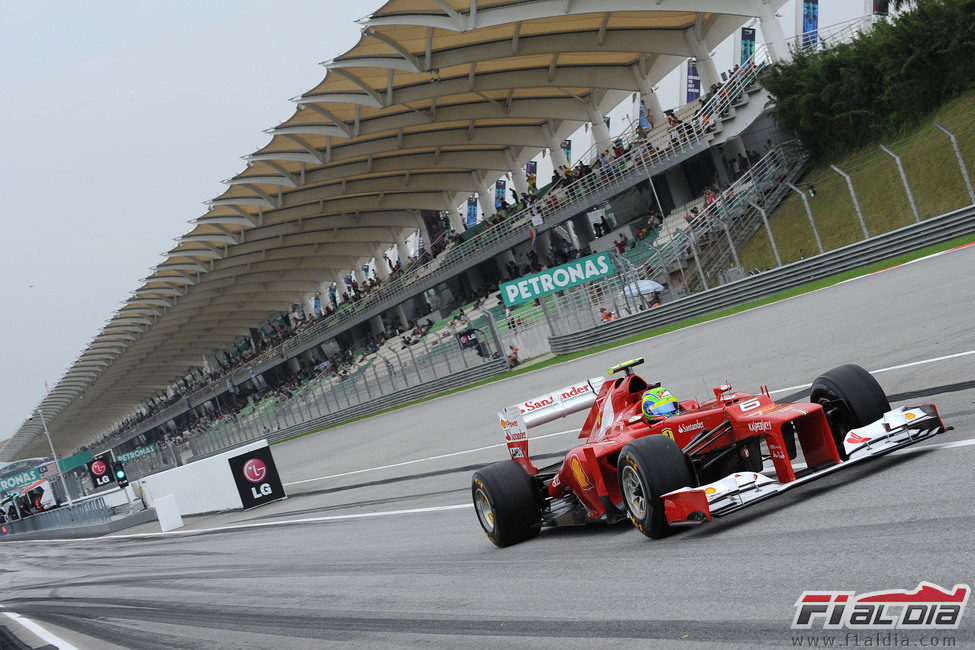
0, 1, 867, 443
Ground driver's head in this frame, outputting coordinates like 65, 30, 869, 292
642, 387, 678, 421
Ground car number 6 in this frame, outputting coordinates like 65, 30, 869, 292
739, 398, 762, 412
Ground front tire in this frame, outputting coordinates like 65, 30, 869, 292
618, 435, 695, 539
471, 461, 541, 547
810, 363, 890, 460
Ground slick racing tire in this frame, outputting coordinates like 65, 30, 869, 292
618, 435, 695, 539
811, 363, 891, 460
471, 461, 541, 548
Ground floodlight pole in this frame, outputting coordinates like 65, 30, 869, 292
36, 408, 73, 507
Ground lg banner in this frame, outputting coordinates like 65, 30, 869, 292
87, 452, 115, 489
228, 446, 286, 510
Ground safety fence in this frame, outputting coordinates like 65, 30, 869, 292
2, 497, 110, 535
113, 315, 506, 466
547, 204, 975, 354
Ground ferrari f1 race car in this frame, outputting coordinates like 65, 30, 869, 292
471, 359, 950, 547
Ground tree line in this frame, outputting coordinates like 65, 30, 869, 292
762, 0, 975, 161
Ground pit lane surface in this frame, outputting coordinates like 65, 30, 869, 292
1, 245, 973, 649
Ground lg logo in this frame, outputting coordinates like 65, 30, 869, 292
230, 448, 284, 509
242, 458, 272, 499
90, 458, 113, 487
242, 458, 267, 483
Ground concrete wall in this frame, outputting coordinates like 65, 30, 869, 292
136, 440, 268, 516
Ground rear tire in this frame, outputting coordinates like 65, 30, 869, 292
471, 461, 541, 547
810, 363, 890, 460
618, 435, 695, 539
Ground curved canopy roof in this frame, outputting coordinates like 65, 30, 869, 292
3, 0, 784, 461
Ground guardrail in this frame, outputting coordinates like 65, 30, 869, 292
188, 357, 509, 461
549, 205, 975, 354
2, 497, 110, 535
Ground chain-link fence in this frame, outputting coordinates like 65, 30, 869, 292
738, 113, 975, 270
110, 314, 506, 465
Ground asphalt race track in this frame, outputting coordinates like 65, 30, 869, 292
2, 244, 973, 649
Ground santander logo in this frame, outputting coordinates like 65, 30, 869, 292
242, 458, 267, 484
518, 384, 592, 413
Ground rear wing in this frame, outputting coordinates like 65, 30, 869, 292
498, 376, 605, 474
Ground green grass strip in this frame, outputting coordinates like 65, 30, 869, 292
274, 232, 974, 445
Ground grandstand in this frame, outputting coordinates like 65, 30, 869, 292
5, 1, 867, 470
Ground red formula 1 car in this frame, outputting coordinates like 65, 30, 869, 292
471, 359, 950, 547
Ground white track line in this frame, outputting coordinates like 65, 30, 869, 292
286, 349, 975, 485
0, 604, 79, 649
283, 427, 577, 486
768, 349, 975, 395
7, 440, 974, 545
891, 438, 975, 455
1, 504, 474, 544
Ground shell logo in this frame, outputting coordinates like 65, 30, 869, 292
704, 487, 717, 495
569, 457, 590, 489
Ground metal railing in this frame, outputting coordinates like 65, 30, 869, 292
664, 144, 810, 290
2, 497, 110, 535
122, 311, 507, 463
547, 204, 975, 354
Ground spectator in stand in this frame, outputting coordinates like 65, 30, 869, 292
614, 233, 627, 254
667, 114, 684, 146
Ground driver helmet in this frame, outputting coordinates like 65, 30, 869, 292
642, 387, 678, 421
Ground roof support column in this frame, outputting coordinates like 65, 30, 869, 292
373, 245, 390, 280
352, 264, 367, 287
684, 32, 721, 90
546, 134, 570, 169
445, 207, 465, 233
586, 104, 612, 153
395, 303, 409, 329
335, 272, 348, 303
759, 0, 793, 63
508, 169, 528, 197
396, 238, 410, 267
416, 213, 433, 251
504, 150, 528, 197
477, 185, 495, 220
633, 71, 667, 127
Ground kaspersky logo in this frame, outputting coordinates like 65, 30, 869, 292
792, 582, 970, 630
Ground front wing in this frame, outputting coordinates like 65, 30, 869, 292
661, 405, 949, 526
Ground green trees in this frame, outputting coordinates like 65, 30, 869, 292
762, 0, 975, 161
